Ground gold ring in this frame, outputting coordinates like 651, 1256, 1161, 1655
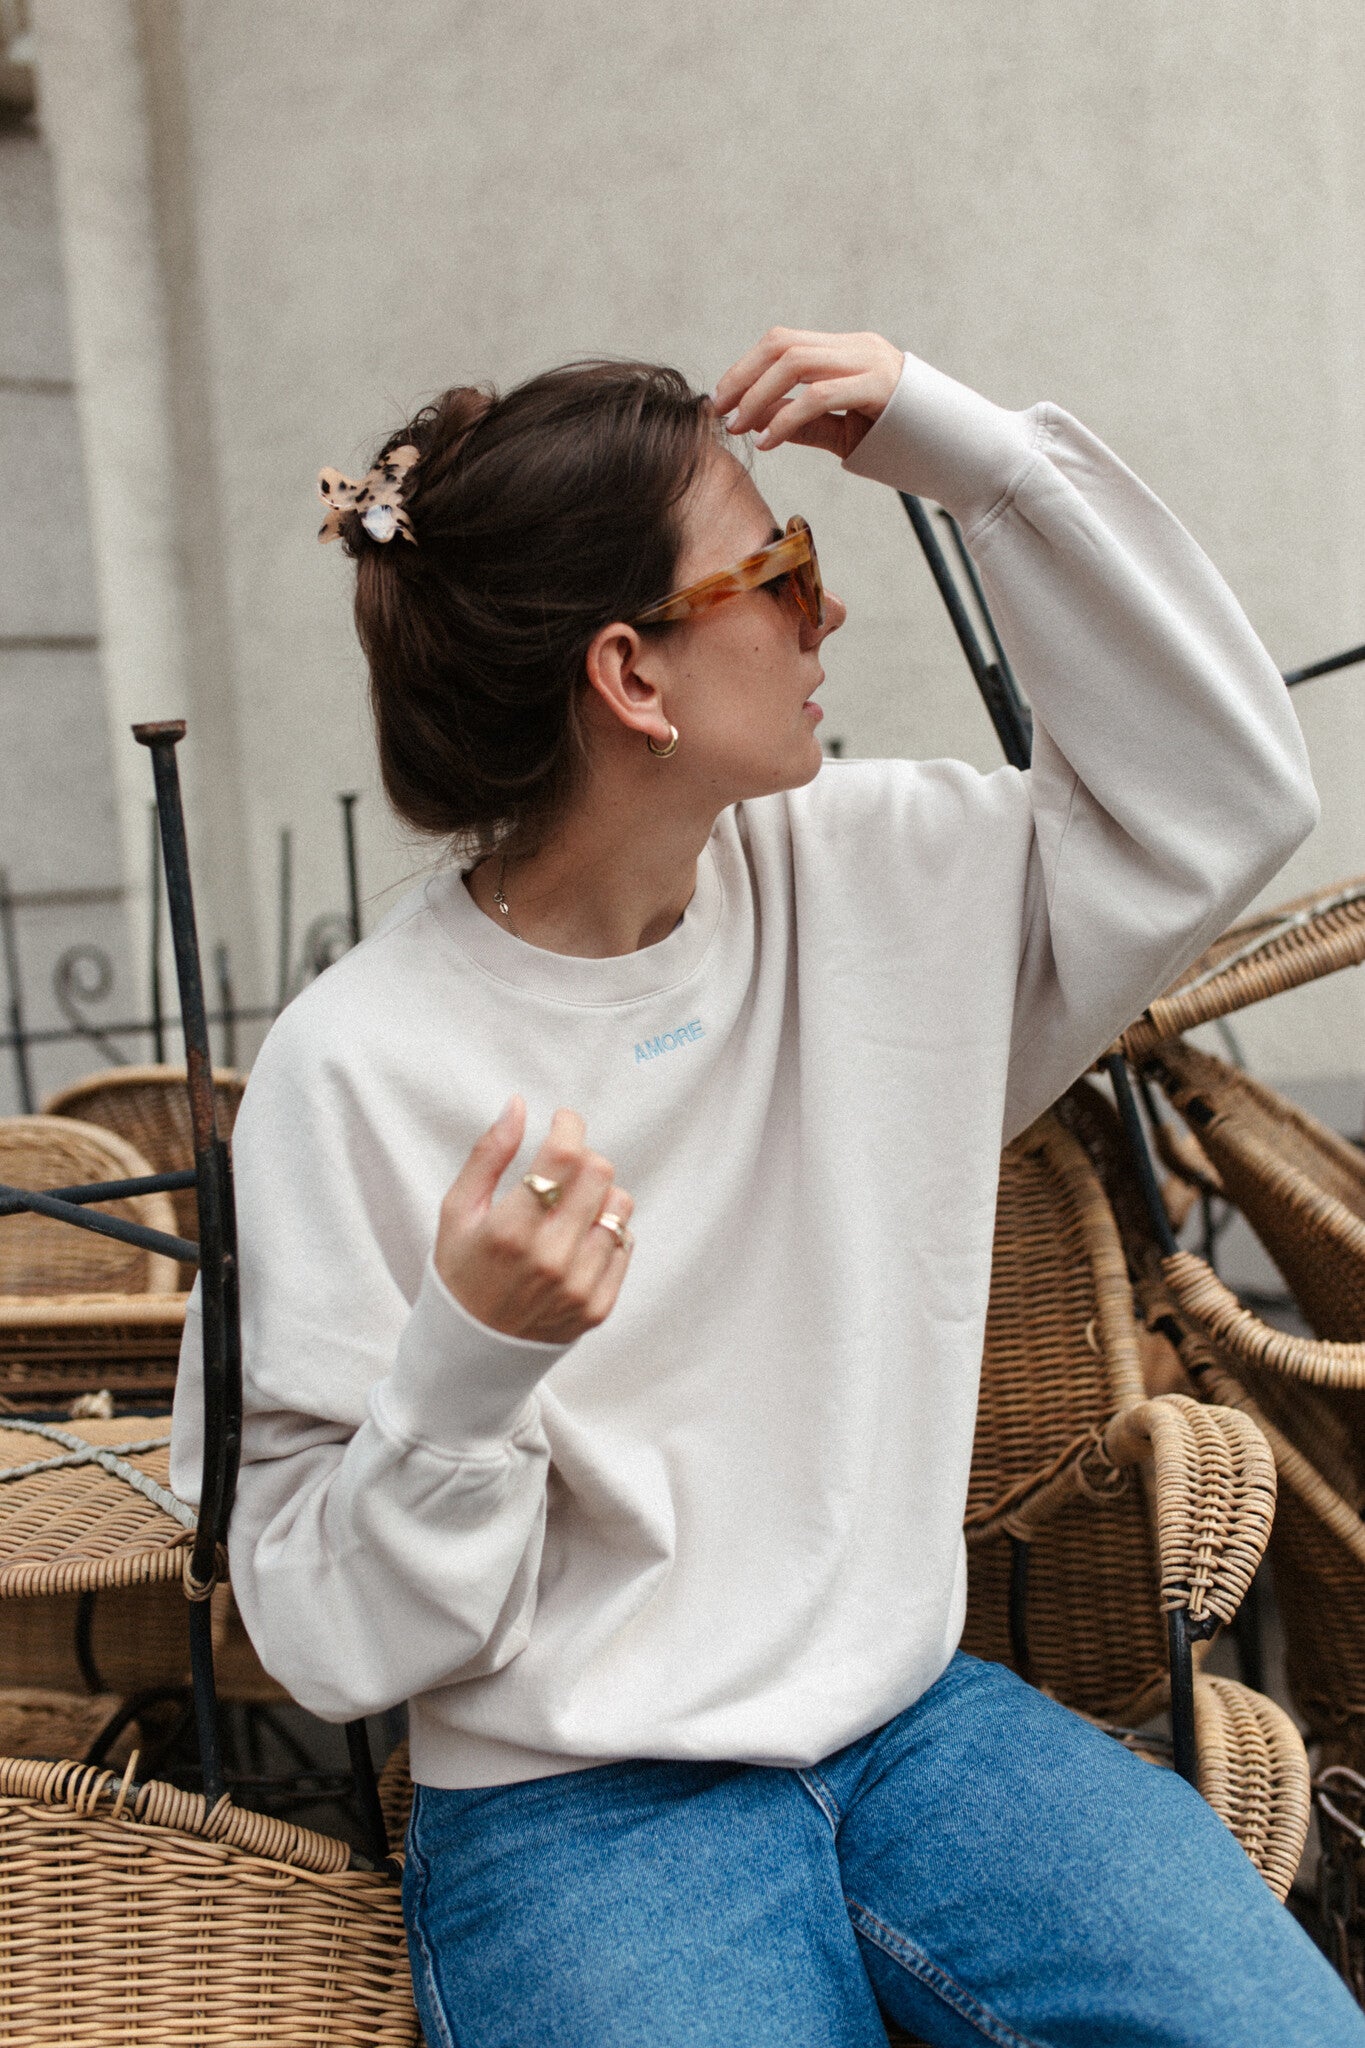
593, 1210, 634, 1252
522, 1172, 563, 1210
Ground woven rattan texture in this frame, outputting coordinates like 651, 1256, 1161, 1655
43, 1067, 244, 1289
0, 1415, 190, 1599
1148, 1039, 1365, 1345
1106, 1395, 1275, 1628
377, 1740, 413, 1848
962, 1116, 1167, 1721
0, 1295, 185, 1407
1198, 1354, 1365, 1776
0, 1117, 179, 1298
1120, 875, 1365, 1061
0, 1757, 419, 2045
0, 1687, 131, 1764
1193, 1674, 1311, 1902
0, 1579, 191, 1692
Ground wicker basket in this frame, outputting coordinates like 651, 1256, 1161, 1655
0, 1755, 419, 2045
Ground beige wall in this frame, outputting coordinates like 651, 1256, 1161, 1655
30, 0, 1365, 1084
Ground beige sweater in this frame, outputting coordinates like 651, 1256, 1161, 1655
171, 351, 1317, 1788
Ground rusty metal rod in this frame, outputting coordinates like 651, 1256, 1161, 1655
134, 720, 240, 1811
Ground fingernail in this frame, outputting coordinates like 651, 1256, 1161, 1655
497, 1093, 518, 1124
706, 387, 721, 405
753, 430, 772, 450
723, 409, 740, 429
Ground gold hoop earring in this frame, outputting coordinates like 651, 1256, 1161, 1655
647, 724, 679, 758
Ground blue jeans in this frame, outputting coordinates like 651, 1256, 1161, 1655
402, 1652, 1362, 2046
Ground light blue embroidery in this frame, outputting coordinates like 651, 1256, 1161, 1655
634, 1018, 705, 1064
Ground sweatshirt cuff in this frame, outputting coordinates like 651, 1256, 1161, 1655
842, 350, 1042, 530
377, 1255, 570, 1453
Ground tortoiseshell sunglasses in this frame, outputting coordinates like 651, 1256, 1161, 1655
632, 516, 825, 630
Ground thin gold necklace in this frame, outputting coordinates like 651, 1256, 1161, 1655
492, 852, 519, 937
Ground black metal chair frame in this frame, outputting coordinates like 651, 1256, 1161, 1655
0, 722, 390, 1866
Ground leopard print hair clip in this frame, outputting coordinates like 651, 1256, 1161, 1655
317, 444, 420, 545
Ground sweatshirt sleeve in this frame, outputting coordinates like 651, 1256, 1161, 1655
845, 351, 1319, 1138
169, 1016, 568, 1722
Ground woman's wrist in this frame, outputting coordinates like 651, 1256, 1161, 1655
842, 351, 1043, 529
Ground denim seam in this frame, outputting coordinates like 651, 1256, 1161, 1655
404, 1807, 460, 2048
846, 1896, 1044, 2048
794, 1766, 841, 1834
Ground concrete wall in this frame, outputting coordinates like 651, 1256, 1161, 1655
26, 0, 1365, 1095
0, 105, 132, 1114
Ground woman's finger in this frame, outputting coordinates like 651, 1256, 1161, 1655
712, 327, 839, 413
721, 343, 857, 438
579, 1233, 635, 1328
515, 1106, 588, 1216
442, 1094, 526, 1229
561, 1186, 635, 1311
753, 374, 891, 455
540, 1144, 616, 1257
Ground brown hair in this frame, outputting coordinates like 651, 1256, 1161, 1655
339, 360, 717, 859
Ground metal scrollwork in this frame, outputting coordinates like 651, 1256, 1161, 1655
295, 912, 354, 992
53, 945, 129, 1064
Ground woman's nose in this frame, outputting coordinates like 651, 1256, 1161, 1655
810, 590, 847, 644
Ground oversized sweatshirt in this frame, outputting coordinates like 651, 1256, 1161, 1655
170, 350, 1318, 1788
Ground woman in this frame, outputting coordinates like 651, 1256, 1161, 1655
172, 330, 1357, 2045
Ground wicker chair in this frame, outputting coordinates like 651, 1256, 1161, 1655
0, 1409, 420, 2041
964, 1113, 1275, 1723
1144, 1035, 1365, 1344
1118, 874, 1365, 1066
0, 1115, 185, 1413
43, 1066, 246, 1289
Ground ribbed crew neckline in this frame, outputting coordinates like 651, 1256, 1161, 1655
426, 840, 726, 1008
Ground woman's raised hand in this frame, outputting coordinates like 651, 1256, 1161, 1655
711, 328, 904, 460
435, 1098, 635, 1345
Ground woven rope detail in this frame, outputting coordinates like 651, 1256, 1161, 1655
0, 1420, 193, 1525
0, 1417, 193, 1599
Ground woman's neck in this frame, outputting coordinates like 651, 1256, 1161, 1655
467, 794, 716, 958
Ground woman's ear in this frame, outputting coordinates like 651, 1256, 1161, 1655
584, 622, 668, 740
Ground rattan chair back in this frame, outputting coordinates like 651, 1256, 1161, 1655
964, 1113, 1169, 1722
1145, 1038, 1365, 1346
43, 1067, 245, 1288
1120, 874, 1365, 1063
1073, 1077, 1365, 1792
0, 1118, 179, 1298
1193, 1347, 1365, 1778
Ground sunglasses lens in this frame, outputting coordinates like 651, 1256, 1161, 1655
798, 552, 824, 628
